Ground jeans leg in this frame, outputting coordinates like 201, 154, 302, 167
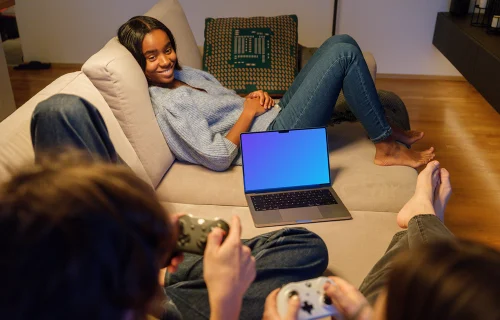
359, 215, 454, 305
31, 94, 120, 163
165, 228, 329, 320
268, 35, 392, 143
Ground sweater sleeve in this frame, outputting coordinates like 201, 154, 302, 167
152, 91, 239, 172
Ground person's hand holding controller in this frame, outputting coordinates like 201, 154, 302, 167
324, 277, 373, 320
204, 216, 256, 320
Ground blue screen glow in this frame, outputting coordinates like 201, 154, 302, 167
241, 128, 330, 193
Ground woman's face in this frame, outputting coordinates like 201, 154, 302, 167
142, 29, 177, 87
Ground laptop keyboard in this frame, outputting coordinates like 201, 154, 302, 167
251, 189, 338, 211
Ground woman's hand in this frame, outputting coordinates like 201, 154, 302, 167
204, 216, 256, 320
246, 90, 275, 109
262, 288, 301, 320
324, 277, 373, 320
244, 97, 269, 117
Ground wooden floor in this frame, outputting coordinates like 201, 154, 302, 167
376, 78, 500, 249
7, 67, 500, 250
8, 64, 81, 107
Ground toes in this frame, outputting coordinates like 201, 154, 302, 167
432, 167, 441, 192
440, 168, 452, 192
424, 160, 440, 173
440, 168, 450, 181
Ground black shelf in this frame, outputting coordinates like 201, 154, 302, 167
433, 12, 500, 113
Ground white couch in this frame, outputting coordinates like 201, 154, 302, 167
0, 0, 416, 287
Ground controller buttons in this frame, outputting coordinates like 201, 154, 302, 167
301, 301, 314, 314
305, 282, 312, 288
323, 295, 333, 305
197, 218, 205, 225
178, 235, 190, 245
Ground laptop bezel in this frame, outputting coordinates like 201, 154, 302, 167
240, 127, 331, 194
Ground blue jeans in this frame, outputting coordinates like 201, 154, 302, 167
268, 35, 392, 143
31, 94, 121, 163
30, 94, 329, 320
165, 228, 328, 320
359, 215, 455, 304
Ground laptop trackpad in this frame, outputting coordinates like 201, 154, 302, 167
279, 207, 323, 221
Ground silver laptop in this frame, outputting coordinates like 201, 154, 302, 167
240, 127, 352, 228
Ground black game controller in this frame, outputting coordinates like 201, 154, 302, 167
175, 214, 230, 255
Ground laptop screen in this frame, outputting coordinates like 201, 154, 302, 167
241, 127, 331, 193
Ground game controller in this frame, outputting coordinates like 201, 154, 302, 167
277, 277, 339, 320
175, 214, 230, 255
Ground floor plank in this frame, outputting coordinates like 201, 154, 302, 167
8, 64, 81, 107
7, 67, 500, 249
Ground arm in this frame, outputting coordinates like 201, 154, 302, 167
225, 98, 269, 145
204, 217, 256, 320
152, 92, 239, 171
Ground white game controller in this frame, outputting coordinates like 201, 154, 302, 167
277, 277, 338, 320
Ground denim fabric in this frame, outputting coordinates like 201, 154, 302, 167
268, 35, 392, 143
164, 228, 329, 320
30, 94, 120, 164
359, 215, 455, 305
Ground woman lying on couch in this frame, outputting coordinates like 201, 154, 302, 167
116, 16, 435, 171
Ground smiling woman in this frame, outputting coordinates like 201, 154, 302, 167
117, 16, 436, 172
117, 16, 181, 81
142, 29, 177, 86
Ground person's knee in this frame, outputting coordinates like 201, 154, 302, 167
33, 94, 94, 122
320, 38, 363, 63
311, 232, 329, 265
325, 34, 359, 48
295, 228, 329, 265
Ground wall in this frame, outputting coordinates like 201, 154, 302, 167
14, 0, 460, 76
178, 0, 333, 49
0, 36, 16, 121
336, 0, 460, 76
15, 0, 158, 63
178, 0, 460, 76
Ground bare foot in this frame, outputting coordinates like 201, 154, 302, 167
391, 125, 424, 146
374, 138, 435, 168
397, 161, 441, 228
433, 168, 452, 222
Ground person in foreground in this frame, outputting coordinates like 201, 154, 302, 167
0, 152, 328, 320
117, 16, 435, 171
263, 161, 500, 320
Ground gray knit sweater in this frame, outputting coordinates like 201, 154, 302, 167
149, 66, 281, 171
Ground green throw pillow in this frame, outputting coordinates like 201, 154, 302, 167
203, 15, 299, 96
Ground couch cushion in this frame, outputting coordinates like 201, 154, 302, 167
83, 38, 174, 187
0, 72, 151, 185
145, 0, 202, 69
161, 202, 403, 287
156, 122, 417, 213
82, 0, 203, 188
